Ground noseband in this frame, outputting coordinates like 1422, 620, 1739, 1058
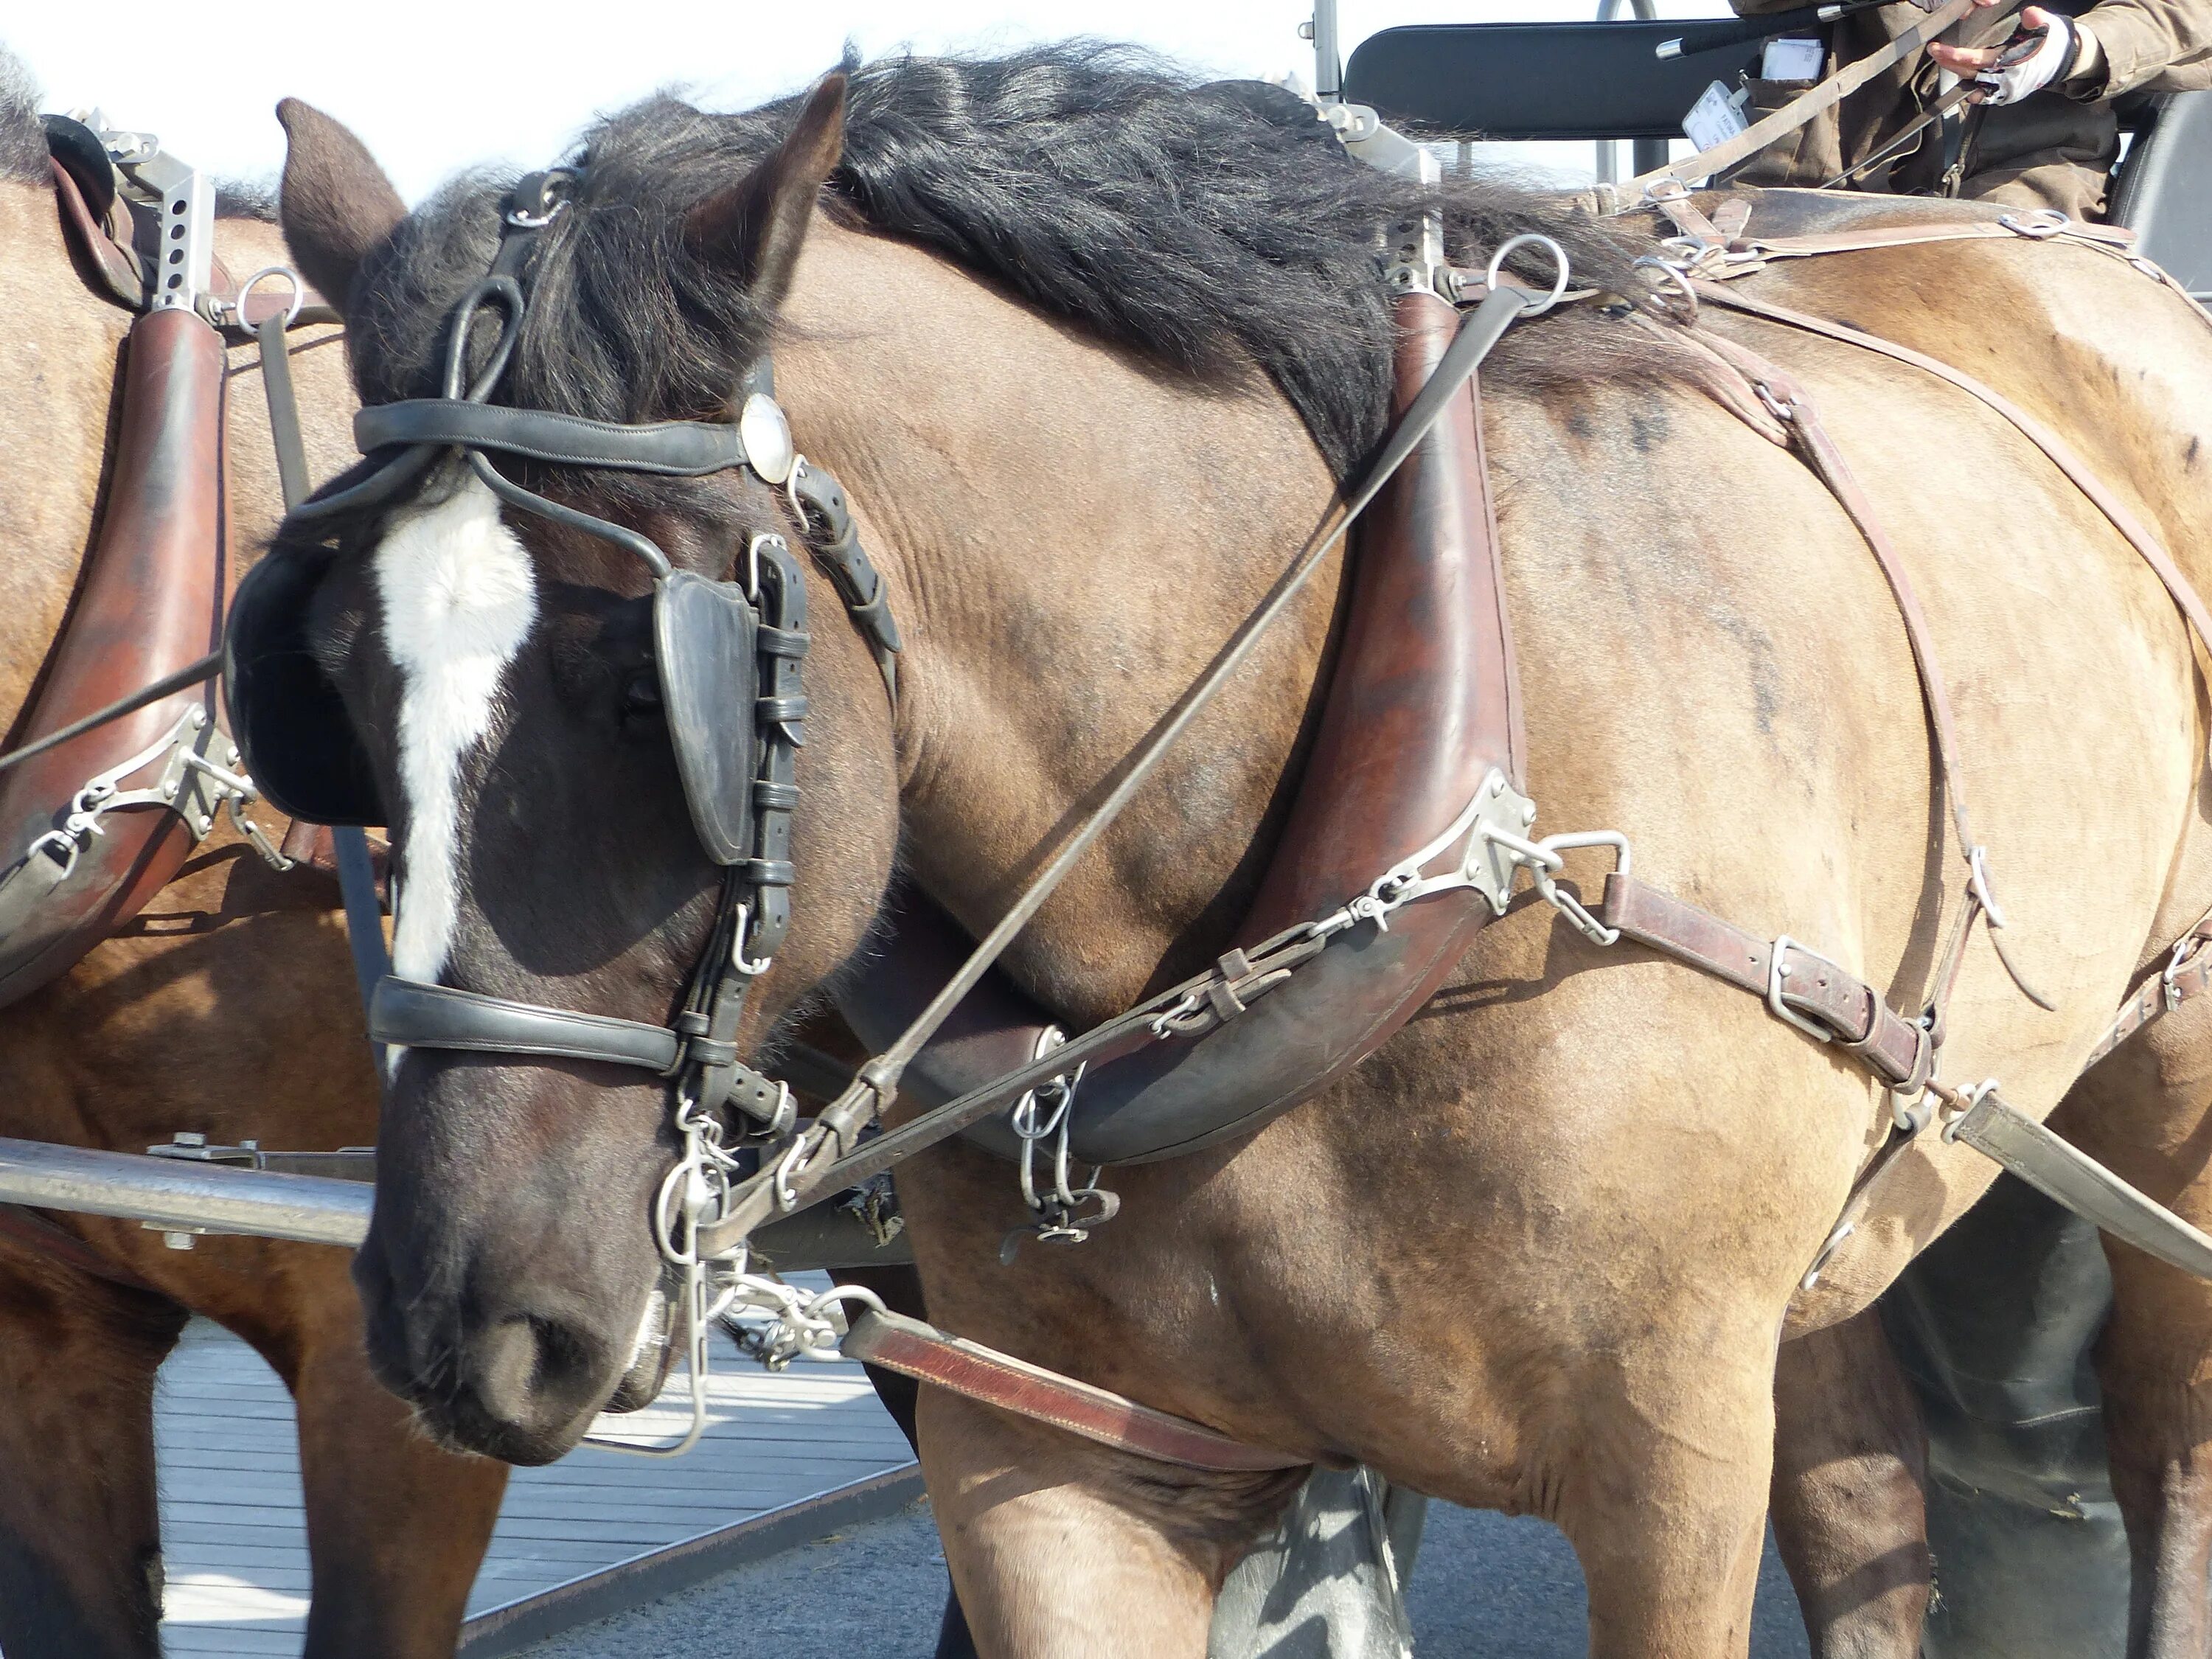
246, 170, 900, 1141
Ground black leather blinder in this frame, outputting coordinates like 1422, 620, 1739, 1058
223, 545, 386, 827
653, 568, 760, 866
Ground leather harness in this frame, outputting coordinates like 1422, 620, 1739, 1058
29, 125, 2212, 1471
809, 207, 2212, 1464
0, 126, 346, 1298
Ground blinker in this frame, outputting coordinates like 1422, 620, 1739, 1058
655, 568, 760, 866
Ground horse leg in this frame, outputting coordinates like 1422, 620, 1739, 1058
1556, 1355, 1777, 1659
0, 1261, 185, 1659
229, 1279, 509, 1659
1770, 1308, 1931, 1658
916, 1387, 1297, 1659
2051, 1015, 2212, 1659
840, 1264, 981, 1659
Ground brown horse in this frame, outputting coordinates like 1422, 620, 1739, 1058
0, 63, 515, 1657
268, 47, 2212, 1659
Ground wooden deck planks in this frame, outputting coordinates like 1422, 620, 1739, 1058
149, 1292, 914, 1652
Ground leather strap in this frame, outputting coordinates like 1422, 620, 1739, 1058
1944, 1086, 2212, 1279
369, 975, 792, 1127
354, 400, 755, 476
370, 976, 684, 1072
1742, 217, 2140, 265
1601, 874, 1932, 1089
1691, 282, 2212, 659
1619, 0, 1978, 198
1695, 334, 1987, 869
49, 158, 145, 310
2085, 916, 2212, 1067
841, 1309, 1308, 1472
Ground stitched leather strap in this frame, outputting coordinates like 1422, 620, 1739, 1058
1697, 334, 1987, 864
355, 400, 754, 476
841, 1309, 1308, 1472
370, 976, 683, 1071
2085, 917, 2212, 1068
1601, 874, 1931, 1089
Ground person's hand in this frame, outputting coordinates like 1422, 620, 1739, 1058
1928, 6, 2088, 102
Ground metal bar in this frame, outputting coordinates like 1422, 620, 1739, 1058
0, 1137, 370, 1247
1312, 0, 1343, 100
1596, 0, 1662, 184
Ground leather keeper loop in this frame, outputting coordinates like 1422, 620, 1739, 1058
745, 858, 797, 888
685, 1037, 740, 1068
753, 780, 801, 810
757, 625, 810, 658
757, 695, 810, 723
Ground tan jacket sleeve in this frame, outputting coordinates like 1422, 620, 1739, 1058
2072, 0, 2212, 94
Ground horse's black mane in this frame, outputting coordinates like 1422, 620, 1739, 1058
0, 48, 45, 184
349, 43, 1652, 479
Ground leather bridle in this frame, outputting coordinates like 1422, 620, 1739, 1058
275, 170, 899, 1144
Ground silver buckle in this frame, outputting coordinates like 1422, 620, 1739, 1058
1767, 935, 1843, 1043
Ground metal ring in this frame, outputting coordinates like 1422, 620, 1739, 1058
1485, 234, 1572, 317
233, 265, 304, 330
1631, 255, 1700, 326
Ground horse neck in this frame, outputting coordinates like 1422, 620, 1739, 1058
0, 179, 133, 734
776, 222, 1346, 1018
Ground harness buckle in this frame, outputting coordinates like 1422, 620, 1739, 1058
2163, 931, 2206, 1013
1767, 936, 1845, 1044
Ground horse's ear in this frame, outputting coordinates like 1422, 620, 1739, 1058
684, 72, 846, 311
274, 99, 406, 319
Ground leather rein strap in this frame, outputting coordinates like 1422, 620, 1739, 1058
1619, 0, 1980, 198
843, 1310, 1309, 1472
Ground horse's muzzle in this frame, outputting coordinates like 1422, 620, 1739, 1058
352, 1220, 630, 1465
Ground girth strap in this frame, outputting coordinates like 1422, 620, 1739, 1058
841, 1309, 1309, 1473
1599, 872, 2212, 1282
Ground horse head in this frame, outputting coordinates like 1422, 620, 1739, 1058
266, 80, 900, 1463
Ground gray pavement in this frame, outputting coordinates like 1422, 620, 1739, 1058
510, 1497, 1814, 1658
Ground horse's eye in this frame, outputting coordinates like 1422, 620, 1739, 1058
622, 669, 664, 723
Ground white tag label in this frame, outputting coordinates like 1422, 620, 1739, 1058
1683, 80, 1750, 152
1761, 37, 1826, 83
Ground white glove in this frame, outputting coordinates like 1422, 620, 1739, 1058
1975, 12, 2081, 102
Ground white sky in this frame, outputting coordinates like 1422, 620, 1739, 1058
7, 0, 1724, 203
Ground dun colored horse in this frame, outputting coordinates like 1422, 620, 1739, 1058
0, 61, 515, 1656
271, 47, 2212, 1659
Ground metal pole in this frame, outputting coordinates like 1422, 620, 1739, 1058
1312, 0, 1343, 102
0, 1137, 371, 1248
1596, 0, 1666, 182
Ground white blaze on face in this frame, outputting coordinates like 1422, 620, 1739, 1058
372, 476, 539, 985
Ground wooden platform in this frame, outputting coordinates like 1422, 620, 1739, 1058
151, 1298, 915, 1655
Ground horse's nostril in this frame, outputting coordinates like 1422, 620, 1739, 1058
468, 1314, 611, 1439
